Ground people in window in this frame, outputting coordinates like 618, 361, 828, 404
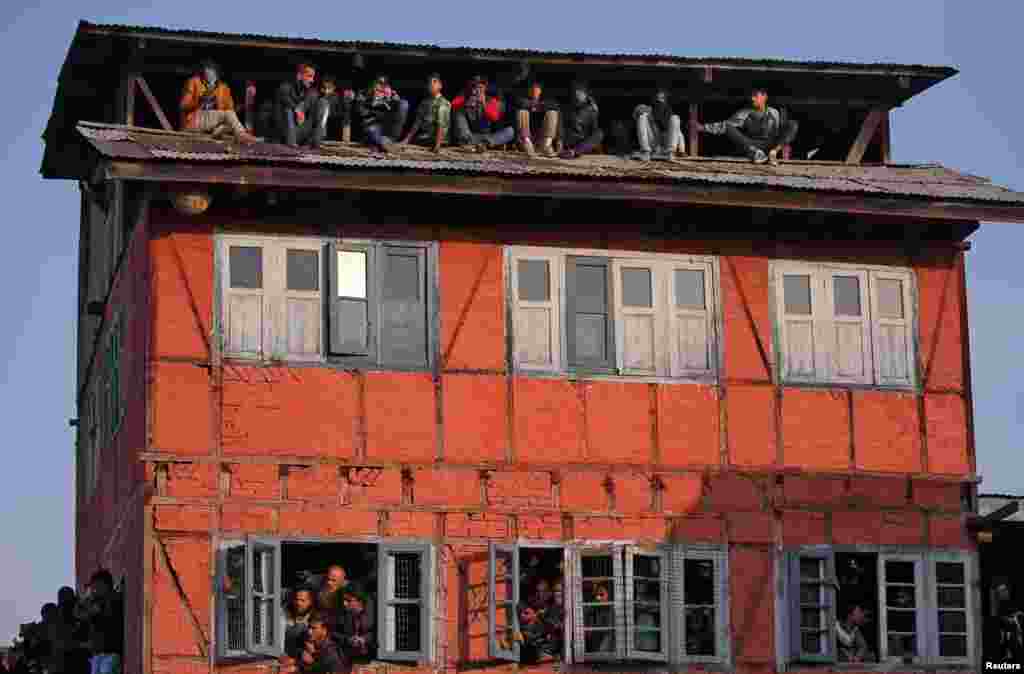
836, 604, 875, 663
691, 85, 798, 164
400, 73, 451, 153
451, 75, 515, 151
282, 587, 317, 668
515, 78, 559, 158
584, 582, 615, 654
298, 613, 350, 674
558, 81, 603, 160
266, 62, 331, 149
632, 89, 685, 162
317, 75, 355, 143
336, 588, 376, 660
179, 59, 257, 143
516, 603, 557, 664
356, 75, 410, 153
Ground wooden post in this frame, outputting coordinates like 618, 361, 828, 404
879, 111, 892, 164
135, 76, 174, 131
121, 76, 136, 127
688, 103, 700, 157
845, 106, 887, 165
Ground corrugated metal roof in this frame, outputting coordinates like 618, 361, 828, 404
978, 495, 1024, 522
77, 122, 1024, 208
79, 21, 956, 76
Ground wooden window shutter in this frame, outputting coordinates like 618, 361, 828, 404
281, 244, 322, 361
869, 270, 915, 387
379, 245, 429, 368
613, 261, 661, 376
223, 241, 266, 359
488, 542, 520, 661
246, 537, 281, 655
378, 543, 430, 662
821, 269, 872, 384
790, 550, 836, 664
671, 262, 716, 377
777, 268, 819, 381
624, 546, 669, 662
511, 251, 561, 372
566, 256, 615, 372
328, 242, 375, 358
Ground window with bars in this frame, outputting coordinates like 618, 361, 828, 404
486, 543, 728, 666
508, 247, 720, 379
784, 548, 974, 667
215, 539, 432, 662
773, 261, 916, 387
220, 236, 435, 369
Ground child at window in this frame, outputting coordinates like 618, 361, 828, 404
516, 603, 555, 664
336, 589, 375, 660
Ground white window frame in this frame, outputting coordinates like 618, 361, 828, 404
214, 537, 435, 663
781, 546, 978, 669
507, 246, 721, 381
772, 260, 917, 388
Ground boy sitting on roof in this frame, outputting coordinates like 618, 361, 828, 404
631, 88, 685, 161
400, 73, 451, 153
356, 75, 410, 153
318, 75, 356, 143
451, 75, 515, 152
179, 59, 257, 143
691, 85, 798, 165
558, 81, 603, 160
515, 78, 559, 158
267, 62, 331, 149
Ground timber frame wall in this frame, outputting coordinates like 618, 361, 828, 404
73, 187, 978, 674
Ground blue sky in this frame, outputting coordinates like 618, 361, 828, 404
1, 0, 1021, 644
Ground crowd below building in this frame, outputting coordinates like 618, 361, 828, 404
2, 571, 123, 674
180, 59, 799, 165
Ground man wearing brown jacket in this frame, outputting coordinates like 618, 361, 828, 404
179, 59, 256, 143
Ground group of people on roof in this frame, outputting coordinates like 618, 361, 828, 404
180, 60, 799, 165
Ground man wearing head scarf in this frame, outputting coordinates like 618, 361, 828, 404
450, 75, 515, 151
179, 59, 256, 143
631, 88, 684, 161
558, 81, 603, 159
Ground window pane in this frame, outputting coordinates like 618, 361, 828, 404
634, 579, 660, 603
518, 259, 550, 302
676, 269, 706, 310
583, 579, 615, 603
886, 585, 917, 608
800, 558, 822, 581
801, 631, 822, 655
887, 610, 917, 633
939, 634, 967, 657
634, 555, 661, 579
833, 275, 862, 316
634, 604, 662, 628
393, 553, 421, 600
887, 633, 916, 657
800, 583, 822, 606
634, 628, 661, 653
621, 268, 653, 308
229, 246, 262, 289
936, 562, 965, 585
394, 603, 421, 651
684, 606, 716, 656
384, 253, 421, 300
224, 545, 246, 652
574, 315, 607, 362
877, 278, 904, 319
584, 605, 614, 627
337, 250, 367, 299
582, 555, 614, 579
584, 629, 615, 653
784, 275, 812, 315
939, 611, 967, 634
801, 608, 821, 629
286, 249, 319, 291
575, 264, 608, 314
938, 586, 966, 609
885, 561, 916, 585
684, 559, 715, 605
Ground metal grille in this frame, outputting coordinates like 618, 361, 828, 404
225, 545, 246, 651
935, 562, 968, 657
395, 603, 421, 651
684, 558, 717, 657
394, 552, 421, 600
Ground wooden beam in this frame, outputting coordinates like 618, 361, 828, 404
134, 76, 174, 131
845, 107, 887, 165
122, 76, 135, 126
879, 111, 892, 164
105, 159, 1022, 223
688, 103, 700, 157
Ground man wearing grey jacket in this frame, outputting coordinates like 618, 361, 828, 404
692, 86, 798, 164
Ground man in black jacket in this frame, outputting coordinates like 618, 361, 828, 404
268, 62, 330, 149
632, 88, 684, 161
691, 85, 798, 164
515, 78, 559, 158
356, 75, 410, 152
558, 81, 603, 160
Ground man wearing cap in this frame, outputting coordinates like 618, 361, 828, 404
559, 81, 603, 160
691, 85, 798, 164
631, 88, 684, 161
356, 74, 410, 152
400, 73, 451, 153
515, 78, 559, 158
179, 59, 256, 143
451, 75, 515, 151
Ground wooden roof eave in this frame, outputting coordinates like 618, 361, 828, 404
100, 158, 1015, 226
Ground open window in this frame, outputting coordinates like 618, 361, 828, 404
784, 547, 974, 668
215, 538, 432, 663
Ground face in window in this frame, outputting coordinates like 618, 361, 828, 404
344, 592, 365, 614
293, 590, 314, 617
529, 83, 543, 101
519, 605, 539, 625
593, 584, 610, 603
298, 65, 316, 89
533, 580, 553, 605
326, 566, 347, 592
552, 582, 564, 605
308, 619, 329, 644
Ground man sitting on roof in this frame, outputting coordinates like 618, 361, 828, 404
356, 75, 410, 153
400, 73, 451, 153
631, 88, 684, 161
266, 62, 330, 149
318, 75, 356, 143
515, 78, 559, 158
451, 75, 515, 152
179, 59, 256, 143
558, 81, 603, 160
691, 85, 797, 165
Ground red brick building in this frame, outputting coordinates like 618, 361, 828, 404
44, 21, 1024, 674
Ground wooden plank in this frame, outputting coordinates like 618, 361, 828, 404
135, 76, 174, 131
845, 107, 887, 165
879, 111, 892, 164
123, 76, 136, 127
105, 160, 1024, 223
688, 103, 700, 158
